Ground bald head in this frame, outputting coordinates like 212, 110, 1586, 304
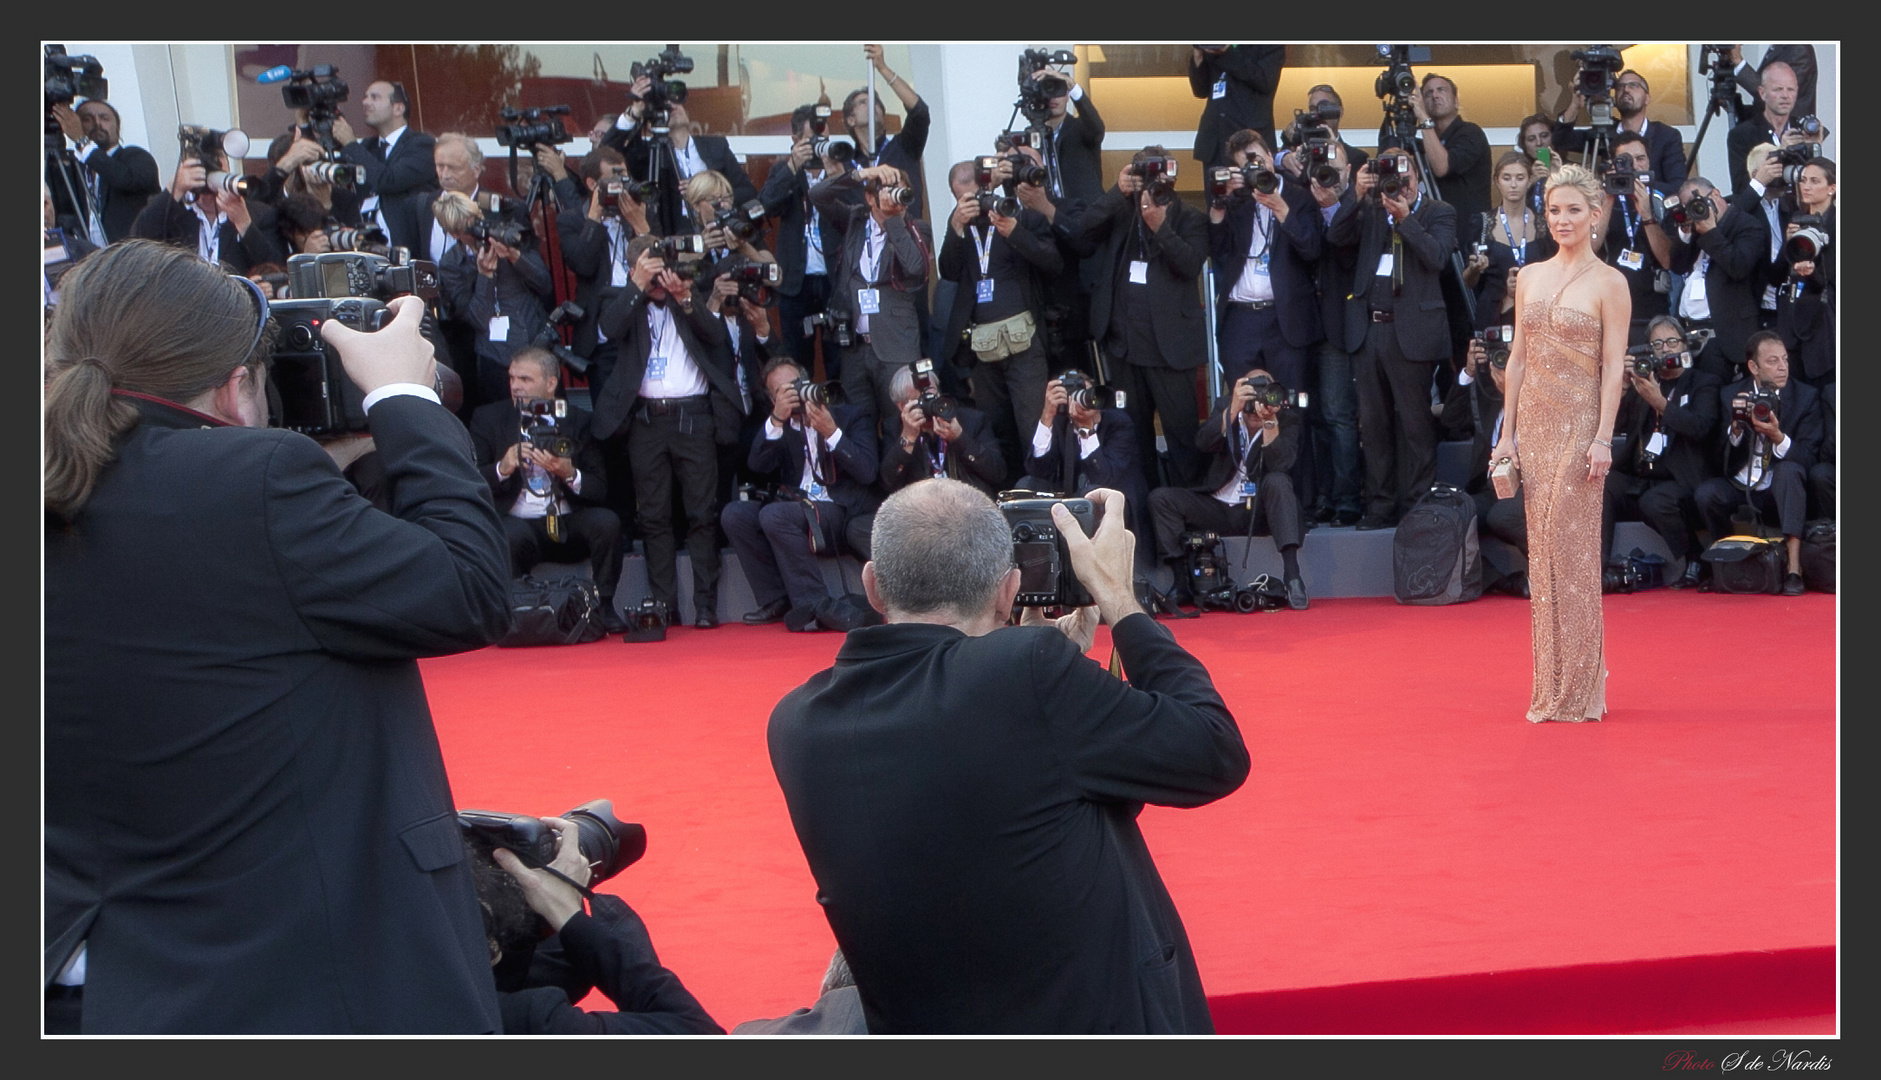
868, 479, 1015, 619
1760, 62, 1798, 120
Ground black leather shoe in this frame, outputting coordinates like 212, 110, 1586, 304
783, 604, 825, 632
1671, 560, 1706, 590
1782, 571, 1806, 596
1286, 575, 1309, 611
600, 601, 629, 635
1354, 515, 1393, 531
1502, 571, 1531, 599
1310, 502, 1336, 524
1332, 509, 1363, 527
742, 597, 790, 625
695, 608, 721, 629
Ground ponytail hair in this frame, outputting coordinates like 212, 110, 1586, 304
45, 240, 272, 522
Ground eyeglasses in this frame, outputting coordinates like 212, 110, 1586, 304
1648, 337, 1685, 352
1616, 80, 1648, 92
228, 273, 271, 366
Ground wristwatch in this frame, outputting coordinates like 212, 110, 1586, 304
1417, 119, 1436, 131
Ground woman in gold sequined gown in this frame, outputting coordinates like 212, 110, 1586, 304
1490, 165, 1630, 723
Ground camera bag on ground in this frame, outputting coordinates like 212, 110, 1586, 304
1393, 484, 1484, 605
497, 573, 607, 646
1603, 547, 1668, 593
1701, 535, 1786, 595
1800, 519, 1835, 593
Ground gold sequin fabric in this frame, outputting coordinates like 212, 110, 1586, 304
1518, 296, 1608, 722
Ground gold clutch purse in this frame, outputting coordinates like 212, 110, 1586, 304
1490, 456, 1522, 500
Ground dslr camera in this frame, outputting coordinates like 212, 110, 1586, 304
973, 156, 1022, 218
1784, 214, 1830, 264
1055, 368, 1125, 412
1732, 387, 1780, 426
803, 311, 854, 349
788, 376, 843, 408
709, 253, 782, 305
598, 175, 657, 213
1599, 154, 1646, 196
268, 251, 443, 436
806, 103, 855, 167
530, 300, 590, 374
1208, 162, 1279, 204
519, 396, 576, 458
1774, 143, 1822, 188
632, 45, 693, 135
1370, 153, 1409, 198
1474, 324, 1514, 370
324, 223, 392, 257
495, 105, 573, 151
1128, 154, 1179, 206
711, 198, 769, 243
287, 250, 440, 305
458, 798, 647, 886
1627, 340, 1690, 380
1017, 47, 1078, 126
998, 492, 1101, 608
1242, 374, 1307, 411
909, 358, 957, 424
864, 175, 914, 209
1288, 100, 1346, 189
1663, 190, 1711, 228
178, 125, 259, 197
468, 212, 535, 252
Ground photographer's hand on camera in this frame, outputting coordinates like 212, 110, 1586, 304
319, 293, 437, 398
1039, 379, 1071, 427
769, 380, 804, 423
170, 159, 207, 203
53, 101, 84, 142
1139, 190, 1168, 232
474, 241, 501, 279
1464, 337, 1487, 379
1751, 151, 1784, 191
1115, 164, 1144, 198
1018, 601, 1100, 653
1628, 366, 1668, 412
534, 145, 568, 183
704, 274, 739, 315
1050, 487, 1142, 625
655, 268, 694, 309
803, 399, 839, 439
629, 248, 664, 292
490, 816, 592, 932
1380, 187, 1414, 225
329, 113, 356, 148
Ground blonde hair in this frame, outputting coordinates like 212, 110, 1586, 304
1745, 142, 1779, 182
434, 131, 484, 170
432, 189, 482, 235
1544, 163, 1601, 209
683, 169, 732, 208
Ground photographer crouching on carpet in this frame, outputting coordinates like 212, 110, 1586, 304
45, 240, 512, 1033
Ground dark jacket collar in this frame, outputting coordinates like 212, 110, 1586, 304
833, 621, 968, 663
111, 389, 231, 430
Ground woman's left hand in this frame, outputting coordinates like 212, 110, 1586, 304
1586, 440, 1612, 483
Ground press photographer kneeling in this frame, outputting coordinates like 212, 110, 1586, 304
461, 803, 721, 1034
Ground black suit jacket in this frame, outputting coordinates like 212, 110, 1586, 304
555, 212, 649, 360
811, 171, 934, 366
1439, 373, 1506, 495
747, 403, 880, 516
1188, 45, 1286, 167
1552, 119, 1686, 196
1193, 392, 1302, 493
591, 285, 740, 443
468, 398, 610, 513
1077, 186, 1210, 368
1027, 407, 1143, 497
1718, 376, 1822, 476
45, 394, 511, 1032
610, 129, 757, 234
341, 127, 440, 252
879, 406, 1005, 497
1612, 370, 1722, 492
129, 192, 289, 275
1667, 203, 1768, 370
768, 613, 1247, 1033
1724, 116, 1799, 197
937, 208, 1062, 369
497, 895, 722, 1035
758, 160, 844, 298
1326, 189, 1458, 362
1048, 92, 1107, 205
64, 143, 162, 242
1208, 180, 1324, 348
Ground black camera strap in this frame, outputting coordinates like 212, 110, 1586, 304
508, 846, 599, 912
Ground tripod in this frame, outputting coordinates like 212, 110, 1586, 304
1381, 98, 1478, 330
1687, 47, 1741, 175
45, 113, 91, 237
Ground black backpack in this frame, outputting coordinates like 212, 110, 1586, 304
497, 573, 607, 646
1702, 536, 1785, 595
1394, 484, 1484, 605
1800, 519, 1835, 594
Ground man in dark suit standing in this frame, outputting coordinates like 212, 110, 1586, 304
760, 105, 849, 377
468, 347, 627, 633
555, 146, 654, 409
1600, 316, 1720, 587
592, 235, 742, 629
1725, 61, 1822, 196
1695, 332, 1822, 595
45, 249, 511, 1033
1078, 146, 1211, 490
768, 480, 1247, 1032
1666, 177, 1769, 381
722, 357, 880, 632
1552, 69, 1688, 196
1327, 147, 1457, 528
337, 81, 438, 253
130, 150, 289, 275
48, 99, 160, 244
1208, 130, 1323, 410
842, 44, 933, 216
810, 164, 933, 426
605, 91, 757, 237
1188, 44, 1286, 169
1029, 64, 1106, 205
1149, 369, 1310, 610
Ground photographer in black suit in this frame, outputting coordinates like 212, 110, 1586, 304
1597, 132, 1675, 344
939, 157, 1061, 480
46, 242, 511, 1032
130, 145, 288, 276
48, 98, 160, 245
1028, 63, 1106, 204
1188, 45, 1286, 169
1078, 146, 1211, 489
1326, 146, 1458, 528
556, 146, 655, 406
592, 234, 742, 630
336, 81, 438, 251
1694, 332, 1822, 594
761, 105, 849, 376
1149, 369, 1309, 611
433, 192, 557, 411
843, 45, 933, 215
605, 74, 757, 237
1666, 177, 1768, 381
468, 347, 627, 634
1600, 316, 1721, 587
1552, 69, 1687, 197
1020, 374, 1152, 557
880, 364, 1006, 499
768, 479, 1247, 1033
811, 164, 934, 426
722, 358, 880, 632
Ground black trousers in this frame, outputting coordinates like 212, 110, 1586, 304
1808, 463, 1834, 521
1470, 487, 1529, 552
1353, 323, 1438, 520
1217, 302, 1316, 507
839, 339, 902, 428
1696, 461, 1809, 540
1149, 474, 1302, 562
721, 498, 848, 616
503, 507, 623, 598
967, 339, 1050, 488
625, 405, 721, 609
1602, 472, 1703, 562
1113, 360, 1204, 489
779, 273, 835, 379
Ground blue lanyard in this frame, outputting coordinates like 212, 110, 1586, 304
1618, 196, 1638, 249
1499, 207, 1529, 266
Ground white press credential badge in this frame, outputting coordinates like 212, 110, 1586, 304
1645, 431, 1668, 456
857, 288, 881, 315
1212, 74, 1228, 100
487, 315, 510, 341
1375, 253, 1394, 278
1617, 249, 1644, 271
1128, 260, 1149, 285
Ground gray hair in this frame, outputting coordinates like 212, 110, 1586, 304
1645, 314, 1686, 343
888, 365, 917, 403
870, 479, 1014, 617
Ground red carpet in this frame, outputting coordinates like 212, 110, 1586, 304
421, 590, 1837, 1034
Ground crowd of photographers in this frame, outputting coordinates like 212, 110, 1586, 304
45, 40, 1834, 635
